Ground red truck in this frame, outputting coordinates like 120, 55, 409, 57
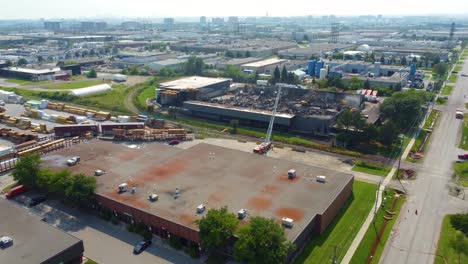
458, 154, 468, 160
5, 185, 26, 199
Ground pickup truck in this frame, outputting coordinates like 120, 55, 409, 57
67, 156, 80, 166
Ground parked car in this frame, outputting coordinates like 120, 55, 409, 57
133, 240, 151, 254
67, 156, 80, 166
0, 100, 5, 106
0, 236, 13, 248
168, 139, 180, 146
28, 195, 47, 207
462, 73, 468, 77
5, 185, 27, 199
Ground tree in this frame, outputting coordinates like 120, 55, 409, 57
412, 56, 417, 63
196, 207, 239, 254
17, 58, 28, 66
400, 56, 407, 66
379, 90, 428, 130
450, 233, 468, 264
5, 60, 12, 67
379, 121, 399, 146
12, 153, 41, 187
349, 76, 363, 90
287, 72, 297, 85
56, 61, 65, 67
230, 119, 239, 134
273, 66, 281, 84
37, 56, 44, 63
245, 51, 251, 57
281, 66, 288, 83
380, 55, 385, 64
183, 56, 204, 75
81, 50, 89, 57
225, 51, 234, 58
432, 63, 449, 78
364, 79, 371, 89
234, 217, 293, 264
74, 51, 81, 58
65, 174, 97, 206
236, 51, 242, 58
87, 68, 97, 78
450, 213, 468, 236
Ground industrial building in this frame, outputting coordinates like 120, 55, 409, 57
0, 199, 84, 264
278, 44, 354, 60
157, 76, 232, 105
43, 140, 354, 260
241, 58, 307, 74
181, 85, 363, 136
0, 67, 63, 81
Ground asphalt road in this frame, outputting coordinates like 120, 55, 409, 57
379, 60, 468, 263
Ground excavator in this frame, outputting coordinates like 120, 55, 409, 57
253, 85, 282, 155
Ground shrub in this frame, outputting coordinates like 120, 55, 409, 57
169, 235, 183, 250
111, 215, 119, 225
184, 245, 201, 259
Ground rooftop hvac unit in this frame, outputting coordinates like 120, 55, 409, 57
118, 183, 128, 193
288, 169, 296, 179
196, 204, 206, 214
316, 175, 327, 183
174, 188, 180, 199
282, 217, 294, 228
148, 193, 159, 202
131, 186, 137, 194
238, 209, 248, 219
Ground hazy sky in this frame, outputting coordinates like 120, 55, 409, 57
1, 0, 468, 19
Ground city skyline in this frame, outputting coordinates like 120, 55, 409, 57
1, 0, 468, 19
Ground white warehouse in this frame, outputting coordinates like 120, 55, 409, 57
70, 84, 112, 97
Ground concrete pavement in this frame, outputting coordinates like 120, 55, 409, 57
379, 56, 468, 264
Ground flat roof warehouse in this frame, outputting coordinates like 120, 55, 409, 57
42, 140, 354, 255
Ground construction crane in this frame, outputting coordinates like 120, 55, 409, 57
253, 85, 282, 155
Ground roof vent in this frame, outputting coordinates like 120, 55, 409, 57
131, 186, 137, 194
288, 169, 296, 179
174, 188, 180, 199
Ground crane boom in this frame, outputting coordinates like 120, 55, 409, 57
265, 85, 282, 143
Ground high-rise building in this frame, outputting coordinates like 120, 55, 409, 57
163, 18, 175, 29
212, 17, 224, 26
200, 16, 207, 26
44, 21, 61, 31
228, 16, 239, 24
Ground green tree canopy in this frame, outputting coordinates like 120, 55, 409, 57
183, 56, 204, 75
87, 68, 97, 78
450, 213, 468, 237
379, 121, 399, 146
65, 173, 97, 206
17, 58, 28, 66
379, 90, 428, 130
432, 63, 449, 78
196, 207, 239, 254
273, 66, 281, 84
281, 66, 288, 83
450, 233, 468, 264
234, 216, 293, 264
349, 76, 363, 90
12, 153, 41, 187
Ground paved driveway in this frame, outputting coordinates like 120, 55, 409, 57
5, 197, 201, 264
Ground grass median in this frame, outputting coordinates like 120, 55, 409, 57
350, 189, 405, 264
294, 181, 377, 264
441, 85, 454, 96
352, 161, 391, 177
459, 113, 468, 151
448, 75, 457, 83
452, 162, 468, 187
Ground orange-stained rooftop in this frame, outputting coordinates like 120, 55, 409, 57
42, 140, 354, 242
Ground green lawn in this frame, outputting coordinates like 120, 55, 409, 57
454, 65, 462, 72
294, 181, 377, 264
3, 78, 49, 85
84, 260, 98, 264
457, 61, 464, 65
423, 110, 440, 130
41, 80, 108, 89
441, 85, 454, 96
448, 75, 458, 83
352, 161, 391, 177
175, 115, 363, 157
1, 85, 132, 115
452, 161, 468, 187
350, 189, 405, 264
434, 215, 468, 264
459, 113, 468, 151
136, 84, 156, 109
436, 97, 447, 105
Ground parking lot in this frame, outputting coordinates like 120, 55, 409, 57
2, 195, 202, 264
